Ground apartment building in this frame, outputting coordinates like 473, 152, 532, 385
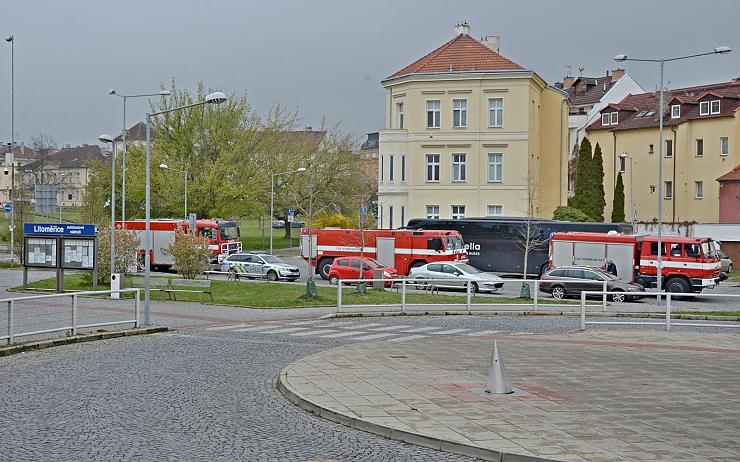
377, 22, 568, 228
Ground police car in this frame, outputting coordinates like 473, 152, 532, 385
221, 252, 301, 282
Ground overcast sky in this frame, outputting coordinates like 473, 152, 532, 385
1, 0, 738, 147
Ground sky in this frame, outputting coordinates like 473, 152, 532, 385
1, 0, 738, 147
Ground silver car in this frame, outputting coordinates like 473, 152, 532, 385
222, 252, 300, 281
717, 249, 733, 273
408, 262, 504, 293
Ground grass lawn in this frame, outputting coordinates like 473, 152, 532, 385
20, 274, 575, 309
237, 217, 298, 252
727, 271, 740, 282
675, 311, 740, 317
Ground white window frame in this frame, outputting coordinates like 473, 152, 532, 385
720, 137, 729, 156
618, 156, 626, 173
397, 102, 404, 129
695, 139, 703, 157
671, 104, 680, 118
699, 101, 710, 115
487, 153, 503, 183
451, 205, 466, 220
601, 113, 610, 126
401, 155, 407, 181
694, 181, 703, 199
610, 112, 618, 125
453, 99, 467, 128
426, 205, 440, 219
426, 100, 441, 128
664, 180, 673, 200
388, 154, 395, 181
452, 153, 467, 182
488, 98, 503, 128
426, 154, 440, 182
486, 205, 503, 216
710, 99, 720, 114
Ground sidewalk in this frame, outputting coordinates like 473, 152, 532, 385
280, 330, 740, 462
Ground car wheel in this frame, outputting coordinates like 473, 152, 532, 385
551, 285, 566, 300
228, 268, 239, 280
266, 271, 278, 282
611, 290, 626, 303
329, 275, 340, 286
665, 277, 690, 294
729, 264, 734, 273
317, 258, 334, 280
470, 282, 479, 293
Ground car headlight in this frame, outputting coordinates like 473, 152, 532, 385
383, 271, 391, 278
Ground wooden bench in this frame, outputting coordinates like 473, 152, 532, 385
163, 279, 213, 304
130, 277, 170, 300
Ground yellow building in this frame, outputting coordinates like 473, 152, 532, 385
377, 22, 569, 228
586, 79, 740, 223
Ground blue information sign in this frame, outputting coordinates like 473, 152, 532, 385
24, 223, 97, 237
3, 203, 11, 213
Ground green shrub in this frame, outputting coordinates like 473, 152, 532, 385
553, 206, 594, 222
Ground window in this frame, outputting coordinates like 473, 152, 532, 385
67, 193, 72, 200
695, 139, 703, 157
601, 113, 610, 126
452, 153, 467, 182
565, 269, 585, 279
400, 206, 405, 227
650, 243, 667, 256
720, 137, 729, 156
426, 205, 440, 219
700, 101, 710, 115
379, 206, 383, 228
665, 140, 673, 158
426, 100, 441, 128
388, 154, 395, 181
426, 154, 440, 182
451, 205, 465, 220
649, 144, 654, 154
488, 98, 503, 127
380, 155, 384, 182
710, 100, 720, 114
337, 259, 349, 267
486, 205, 503, 216
401, 155, 407, 181
388, 206, 394, 229
487, 153, 503, 182
610, 112, 618, 125
664, 180, 673, 199
671, 104, 680, 118
396, 102, 404, 129
618, 156, 626, 173
427, 263, 442, 272
442, 264, 459, 275
695, 181, 703, 199
453, 99, 467, 127
669, 243, 682, 257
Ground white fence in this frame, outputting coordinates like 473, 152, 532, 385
1, 289, 141, 345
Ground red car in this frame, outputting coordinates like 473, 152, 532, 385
327, 257, 398, 286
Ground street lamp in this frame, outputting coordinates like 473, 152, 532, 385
159, 163, 188, 219
109, 88, 171, 225
618, 153, 634, 226
270, 167, 306, 255
99, 134, 117, 286
5, 35, 15, 264
614, 46, 731, 294
142, 91, 227, 325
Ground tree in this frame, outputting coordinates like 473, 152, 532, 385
163, 229, 211, 279
611, 173, 626, 223
553, 206, 593, 222
590, 142, 606, 222
515, 180, 549, 298
569, 137, 593, 214
95, 226, 141, 283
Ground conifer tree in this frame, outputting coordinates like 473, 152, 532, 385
570, 137, 593, 216
611, 173, 626, 223
591, 142, 606, 222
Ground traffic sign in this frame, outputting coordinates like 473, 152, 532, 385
3, 203, 11, 213
287, 208, 295, 223
360, 206, 368, 214
360, 213, 368, 225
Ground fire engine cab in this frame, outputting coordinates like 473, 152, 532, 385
549, 232, 722, 293
301, 228, 468, 279
116, 219, 242, 270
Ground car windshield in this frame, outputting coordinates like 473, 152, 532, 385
701, 241, 717, 260
260, 255, 283, 264
219, 222, 239, 240
456, 263, 482, 274
594, 269, 618, 281
363, 259, 380, 269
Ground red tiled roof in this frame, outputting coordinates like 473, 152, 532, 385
587, 80, 740, 132
717, 164, 740, 182
387, 34, 525, 80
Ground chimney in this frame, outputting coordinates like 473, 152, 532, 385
454, 21, 470, 36
562, 76, 575, 89
480, 35, 500, 53
305, 126, 312, 131
611, 68, 625, 80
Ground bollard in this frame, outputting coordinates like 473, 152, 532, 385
8, 300, 14, 344
485, 341, 513, 394
533, 280, 539, 310
337, 280, 342, 313
466, 281, 472, 314
666, 293, 672, 332
135, 289, 141, 328
72, 294, 78, 335
580, 291, 587, 330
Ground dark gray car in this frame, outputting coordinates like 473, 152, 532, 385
539, 266, 645, 302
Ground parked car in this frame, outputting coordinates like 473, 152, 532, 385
327, 256, 398, 286
717, 249, 734, 273
289, 220, 305, 228
221, 252, 300, 281
539, 266, 645, 302
408, 262, 504, 293
271, 219, 285, 229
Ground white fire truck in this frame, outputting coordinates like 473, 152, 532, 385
301, 228, 468, 279
549, 232, 722, 293
116, 219, 242, 270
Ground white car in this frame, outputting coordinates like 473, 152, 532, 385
221, 252, 300, 282
408, 262, 504, 293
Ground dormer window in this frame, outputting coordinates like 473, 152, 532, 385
671, 105, 680, 118
610, 112, 618, 125
602, 113, 610, 126
710, 100, 720, 114
699, 101, 710, 115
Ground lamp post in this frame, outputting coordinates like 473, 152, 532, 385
619, 153, 634, 226
614, 46, 731, 294
5, 35, 14, 264
159, 163, 188, 219
143, 91, 227, 325
99, 135, 116, 283
108, 89, 171, 225
270, 167, 306, 255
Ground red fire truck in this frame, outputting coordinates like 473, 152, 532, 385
116, 219, 242, 270
301, 228, 468, 279
549, 232, 722, 293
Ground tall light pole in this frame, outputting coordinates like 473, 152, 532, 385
108, 89, 171, 225
614, 46, 731, 294
99, 134, 117, 284
5, 35, 14, 264
143, 91, 227, 325
619, 153, 634, 226
159, 163, 188, 219
270, 167, 306, 255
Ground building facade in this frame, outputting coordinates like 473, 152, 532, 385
586, 79, 740, 223
377, 23, 569, 228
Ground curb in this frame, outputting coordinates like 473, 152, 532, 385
0, 326, 169, 357
327, 310, 740, 322
277, 370, 558, 462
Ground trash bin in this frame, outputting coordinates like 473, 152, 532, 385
110, 273, 121, 299
372, 269, 385, 289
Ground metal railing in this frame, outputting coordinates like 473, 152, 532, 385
1, 288, 141, 345
580, 290, 740, 331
